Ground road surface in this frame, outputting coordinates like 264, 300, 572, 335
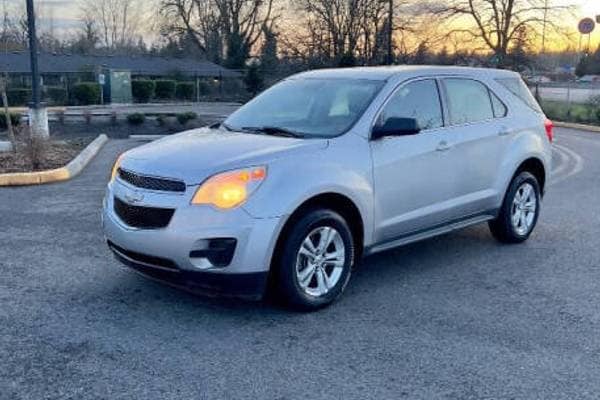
1, 128, 599, 399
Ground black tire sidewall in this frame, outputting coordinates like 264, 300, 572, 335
277, 209, 355, 310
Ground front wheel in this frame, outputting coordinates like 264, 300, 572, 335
274, 209, 355, 311
489, 171, 541, 243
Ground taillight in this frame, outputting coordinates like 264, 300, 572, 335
544, 119, 554, 143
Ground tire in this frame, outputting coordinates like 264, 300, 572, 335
489, 171, 541, 244
274, 209, 355, 311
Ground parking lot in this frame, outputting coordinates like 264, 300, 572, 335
1, 127, 599, 399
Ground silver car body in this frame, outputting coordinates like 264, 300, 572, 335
102, 66, 552, 297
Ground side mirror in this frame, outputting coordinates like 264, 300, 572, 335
372, 117, 421, 140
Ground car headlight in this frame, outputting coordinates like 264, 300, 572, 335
191, 166, 267, 209
110, 154, 124, 182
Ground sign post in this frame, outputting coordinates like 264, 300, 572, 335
98, 73, 105, 105
26, 0, 49, 138
578, 18, 596, 54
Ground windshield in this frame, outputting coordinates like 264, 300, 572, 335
224, 78, 384, 138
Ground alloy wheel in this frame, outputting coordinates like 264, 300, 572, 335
511, 182, 537, 236
295, 226, 346, 297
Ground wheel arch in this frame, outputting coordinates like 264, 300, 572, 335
515, 157, 546, 196
269, 192, 366, 272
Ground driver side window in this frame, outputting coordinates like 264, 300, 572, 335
378, 79, 444, 131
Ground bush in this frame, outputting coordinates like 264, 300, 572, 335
25, 134, 48, 171
0, 112, 21, 130
154, 80, 176, 99
72, 82, 101, 105
175, 82, 195, 101
176, 111, 198, 125
45, 86, 68, 105
132, 80, 155, 103
156, 115, 167, 126
6, 88, 31, 106
127, 113, 146, 125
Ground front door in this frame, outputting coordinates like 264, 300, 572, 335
370, 78, 462, 243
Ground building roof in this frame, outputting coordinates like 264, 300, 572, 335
0, 52, 240, 78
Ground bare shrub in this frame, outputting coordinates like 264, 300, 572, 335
21, 126, 48, 171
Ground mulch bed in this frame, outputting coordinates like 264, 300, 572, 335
0, 137, 93, 174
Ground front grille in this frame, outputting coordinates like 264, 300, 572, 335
118, 168, 186, 193
108, 241, 179, 271
114, 197, 175, 229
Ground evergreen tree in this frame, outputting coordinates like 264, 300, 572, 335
412, 42, 430, 65
244, 61, 265, 96
575, 54, 591, 77
260, 27, 279, 75
226, 32, 250, 69
338, 52, 357, 67
436, 47, 452, 65
506, 27, 532, 72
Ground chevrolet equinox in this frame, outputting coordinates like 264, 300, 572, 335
103, 66, 553, 310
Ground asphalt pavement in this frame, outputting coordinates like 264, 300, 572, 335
1, 128, 599, 399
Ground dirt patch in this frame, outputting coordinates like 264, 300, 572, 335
0, 137, 93, 174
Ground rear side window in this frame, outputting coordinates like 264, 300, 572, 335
490, 91, 508, 118
444, 78, 494, 125
378, 79, 444, 130
496, 77, 543, 113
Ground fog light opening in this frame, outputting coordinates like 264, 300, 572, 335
189, 238, 237, 270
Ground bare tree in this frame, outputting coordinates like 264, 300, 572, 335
68, 16, 101, 54
80, 0, 145, 50
425, 0, 573, 66
160, 0, 276, 68
290, 0, 415, 66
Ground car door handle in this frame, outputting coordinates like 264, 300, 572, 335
436, 141, 452, 152
498, 127, 511, 136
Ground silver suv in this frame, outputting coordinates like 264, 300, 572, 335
103, 66, 553, 310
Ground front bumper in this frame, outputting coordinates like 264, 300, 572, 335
102, 180, 283, 299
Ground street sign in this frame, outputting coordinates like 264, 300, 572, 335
98, 73, 106, 86
578, 18, 595, 35
596, 15, 600, 24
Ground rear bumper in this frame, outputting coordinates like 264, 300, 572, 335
108, 241, 269, 300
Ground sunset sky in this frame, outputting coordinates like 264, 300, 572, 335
3, 0, 600, 51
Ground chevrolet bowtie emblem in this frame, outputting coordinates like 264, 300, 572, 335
124, 190, 144, 204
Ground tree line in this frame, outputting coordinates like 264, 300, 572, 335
0, 0, 581, 74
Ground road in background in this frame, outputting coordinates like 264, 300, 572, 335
537, 85, 600, 104
1, 128, 599, 399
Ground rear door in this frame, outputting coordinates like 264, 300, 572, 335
370, 78, 462, 243
439, 77, 511, 216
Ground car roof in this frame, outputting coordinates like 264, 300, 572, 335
292, 65, 521, 82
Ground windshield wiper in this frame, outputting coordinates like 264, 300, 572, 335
240, 126, 304, 138
219, 122, 236, 131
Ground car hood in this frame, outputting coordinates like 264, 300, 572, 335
121, 127, 329, 185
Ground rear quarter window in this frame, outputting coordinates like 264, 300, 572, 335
496, 77, 543, 113
443, 78, 494, 125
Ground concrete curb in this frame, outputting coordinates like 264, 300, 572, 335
130, 134, 168, 140
0, 134, 108, 187
554, 121, 600, 133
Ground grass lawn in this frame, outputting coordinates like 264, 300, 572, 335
541, 100, 600, 126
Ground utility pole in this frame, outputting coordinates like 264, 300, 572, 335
541, 0, 548, 54
26, 0, 48, 137
387, 0, 393, 65
1, 0, 16, 151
